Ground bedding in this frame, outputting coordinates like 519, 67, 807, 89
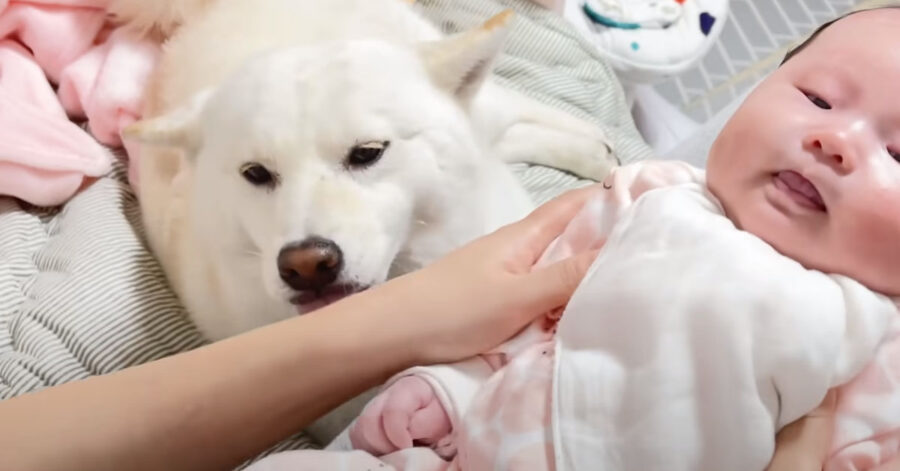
0, 0, 158, 206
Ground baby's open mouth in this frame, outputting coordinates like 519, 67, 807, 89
773, 171, 826, 212
290, 283, 368, 313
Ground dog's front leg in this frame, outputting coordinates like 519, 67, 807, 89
473, 81, 619, 181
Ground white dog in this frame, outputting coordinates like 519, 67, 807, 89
118, 0, 617, 341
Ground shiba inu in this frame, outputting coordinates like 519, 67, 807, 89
118, 0, 617, 341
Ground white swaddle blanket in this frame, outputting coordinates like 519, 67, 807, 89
553, 176, 897, 471
318, 162, 899, 471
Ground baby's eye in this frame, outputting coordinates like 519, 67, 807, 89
889, 147, 900, 163
804, 91, 832, 110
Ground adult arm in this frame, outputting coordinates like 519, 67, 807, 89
0, 184, 601, 471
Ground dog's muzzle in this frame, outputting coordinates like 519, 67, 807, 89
278, 236, 368, 313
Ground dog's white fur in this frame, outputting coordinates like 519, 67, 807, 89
119, 0, 617, 342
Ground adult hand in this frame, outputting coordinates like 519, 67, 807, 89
365, 184, 603, 365
766, 389, 838, 471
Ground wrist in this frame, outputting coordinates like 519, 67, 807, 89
357, 270, 444, 366
308, 281, 423, 378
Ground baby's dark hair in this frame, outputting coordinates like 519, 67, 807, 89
781, 5, 900, 65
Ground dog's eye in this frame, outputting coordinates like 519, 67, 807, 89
346, 141, 390, 169
240, 163, 279, 188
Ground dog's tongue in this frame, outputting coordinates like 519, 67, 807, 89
298, 293, 347, 313
777, 171, 826, 210
294, 285, 364, 314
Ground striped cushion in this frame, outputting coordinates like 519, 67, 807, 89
0, 0, 650, 463
0, 162, 319, 460
417, 0, 653, 169
0, 163, 204, 396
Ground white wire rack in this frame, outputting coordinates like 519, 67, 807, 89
652, 0, 885, 122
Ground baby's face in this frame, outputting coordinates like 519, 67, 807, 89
707, 9, 900, 295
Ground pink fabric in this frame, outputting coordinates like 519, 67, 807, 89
0, 0, 158, 206
828, 317, 900, 471
248, 344, 557, 471
455, 341, 557, 470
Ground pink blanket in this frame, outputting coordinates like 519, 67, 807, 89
0, 0, 158, 206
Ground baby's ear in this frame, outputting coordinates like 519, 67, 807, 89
418, 10, 512, 104
122, 89, 212, 157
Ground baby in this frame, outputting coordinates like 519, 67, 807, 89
248, 7, 900, 471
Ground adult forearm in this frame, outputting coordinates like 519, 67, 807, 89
0, 183, 600, 471
0, 291, 413, 471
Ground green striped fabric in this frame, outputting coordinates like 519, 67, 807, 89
416, 0, 653, 203
417, 0, 653, 169
0, 0, 650, 465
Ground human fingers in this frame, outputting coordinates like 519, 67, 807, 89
806, 389, 838, 418
381, 408, 414, 450
380, 378, 435, 450
807, 390, 838, 461
506, 185, 601, 263
770, 390, 838, 470
408, 399, 452, 444
872, 457, 900, 471
349, 394, 396, 455
517, 249, 601, 315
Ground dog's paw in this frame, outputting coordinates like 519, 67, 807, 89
562, 131, 620, 181
496, 121, 619, 181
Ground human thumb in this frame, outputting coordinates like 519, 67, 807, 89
520, 249, 600, 315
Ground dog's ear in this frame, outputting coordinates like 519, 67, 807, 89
419, 9, 512, 103
121, 89, 212, 156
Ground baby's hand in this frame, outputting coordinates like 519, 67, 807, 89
349, 376, 452, 457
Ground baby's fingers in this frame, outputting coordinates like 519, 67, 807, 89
350, 395, 396, 455
408, 400, 452, 444
382, 409, 414, 450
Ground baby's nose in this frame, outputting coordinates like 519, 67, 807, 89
805, 129, 858, 173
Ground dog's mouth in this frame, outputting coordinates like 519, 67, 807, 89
290, 283, 369, 313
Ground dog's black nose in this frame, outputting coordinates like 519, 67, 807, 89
277, 236, 343, 292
